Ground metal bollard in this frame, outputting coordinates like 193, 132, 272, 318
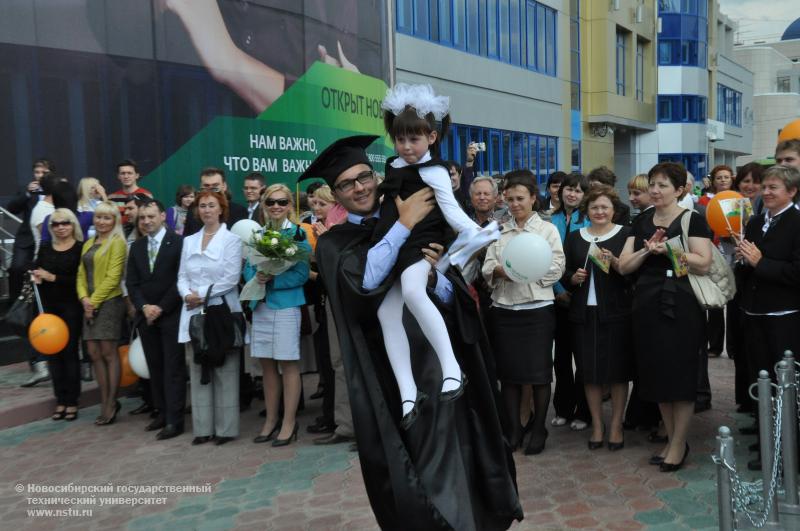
758, 370, 780, 525
717, 426, 735, 531
778, 354, 800, 511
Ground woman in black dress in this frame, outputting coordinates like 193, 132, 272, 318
563, 186, 632, 451
31, 208, 84, 421
618, 162, 713, 472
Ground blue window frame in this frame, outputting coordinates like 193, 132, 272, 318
509, 0, 522, 66
465, 0, 479, 52
447, 122, 557, 181
636, 39, 645, 102
657, 95, 707, 123
398, 0, 414, 33
414, 0, 431, 38
487, 0, 499, 57
616, 30, 626, 96
716, 83, 742, 127
658, 153, 706, 181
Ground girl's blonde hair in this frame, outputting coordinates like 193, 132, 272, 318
627, 174, 649, 193
92, 200, 125, 254
47, 208, 84, 242
77, 177, 101, 210
312, 185, 336, 204
262, 184, 298, 224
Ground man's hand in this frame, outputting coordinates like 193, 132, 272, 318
396, 188, 435, 230
738, 239, 763, 267
421, 242, 445, 268
465, 143, 478, 167
26, 181, 40, 193
571, 268, 588, 285
142, 304, 163, 324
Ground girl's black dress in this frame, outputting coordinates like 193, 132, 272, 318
374, 156, 452, 273
631, 209, 711, 402
563, 225, 633, 384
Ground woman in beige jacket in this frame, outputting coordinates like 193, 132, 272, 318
482, 170, 565, 455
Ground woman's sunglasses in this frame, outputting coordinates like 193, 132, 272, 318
264, 199, 290, 207
50, 220, 72, 227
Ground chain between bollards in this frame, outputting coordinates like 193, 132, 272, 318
717, 426, 735, 531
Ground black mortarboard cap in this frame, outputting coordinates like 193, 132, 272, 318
297, 135, 379, 188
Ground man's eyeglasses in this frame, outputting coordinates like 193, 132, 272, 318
335, 171, 375, 193
202, 185, 222, 193
264, 199, 290, 207
50, 220, 72, 227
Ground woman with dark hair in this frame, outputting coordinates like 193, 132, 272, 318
563, 186, 633, 450
540, 171, 566, 218
483, 171, 565, 454
548, 172, 591, 431
166, 185, 196, 235
698, 165, 734, 207
729, 162, 764, 412
618, 162, 713, 472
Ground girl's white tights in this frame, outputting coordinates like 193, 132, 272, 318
376, 259, 462, 416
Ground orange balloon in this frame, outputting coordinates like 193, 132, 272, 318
28, 313, 69, 355
778, 119, 800, 143
706, 190, 744, 237
118, 345, 139, 387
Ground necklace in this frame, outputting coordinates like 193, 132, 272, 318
203, 228, 219, 236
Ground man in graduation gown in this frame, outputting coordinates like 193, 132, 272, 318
300, 136, 523, 531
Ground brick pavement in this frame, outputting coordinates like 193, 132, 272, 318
0, 356, 763, 530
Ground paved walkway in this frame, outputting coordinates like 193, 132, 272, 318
0, 356, 763, 530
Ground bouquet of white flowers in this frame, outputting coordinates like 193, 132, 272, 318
239, 226, 309, 301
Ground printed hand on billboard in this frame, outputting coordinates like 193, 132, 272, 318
159, 0, 360, 113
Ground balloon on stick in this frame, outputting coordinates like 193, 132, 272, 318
502, 233, 553, 283
28, 314, 69, 355
706, 190, 743, 237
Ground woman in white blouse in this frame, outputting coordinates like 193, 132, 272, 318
177, 191, 243, 446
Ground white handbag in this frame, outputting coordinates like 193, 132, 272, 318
680, 211, 736, 309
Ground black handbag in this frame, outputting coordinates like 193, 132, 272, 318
3, 280, 42, 337
189, 284, 245, 360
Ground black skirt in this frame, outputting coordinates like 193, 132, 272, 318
632, 274, 705, 402
490, 305, 555, 385
572, 308, 632, 385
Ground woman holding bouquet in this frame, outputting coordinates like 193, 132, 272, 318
244, 184, 311, 446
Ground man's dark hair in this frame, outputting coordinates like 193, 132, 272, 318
52, 181, 78, 211
138, 198, 166, 213
546, 171, 567, 188
587, 165, 617, 186
446, 160, 462, 175
200, 167, 226, 182
39, 174, 61, 196
244, 172, 266, 186
33, 158, 55, 172
126, 193, 152, 205
116, 159, 139, 174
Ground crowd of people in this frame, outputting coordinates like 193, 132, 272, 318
6, 137, 800, 477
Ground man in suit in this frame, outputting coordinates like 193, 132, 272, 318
183, 168, 249, 235
243, 172, 266, 222
125, 199, 186, 440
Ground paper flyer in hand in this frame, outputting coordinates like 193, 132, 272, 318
586, 241, 611, 274
718, 198, 741, 236
664, 236, 688, 277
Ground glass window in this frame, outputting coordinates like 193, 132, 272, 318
502, 131, 512, 171
700, 97, 706, 121
538, 136, 548, 181
430, 0, 439, 41
414, 0, 430, 38
547, 137, 557, 177
487, 0, 498, 57
526, 1, 536, 68
499, 0, 510, 62
778, 76, 791, 93
570, 82, 580, 110
466, 0, 479, 52
571, 140, 581, 171
489, 131, 501, 173
616, 30, 626, 96
528, 135, 539, 175
658, 41, 671, 64
510, 0, 522, 65
658, 97, 672, 121
636, 40, 645, 102
659, 0, 680, 13
397, 0, 414, 33
546, 8, 556, 76
536, 4, 546, 71
438, 0, 452, 44
479, 0, 488, 55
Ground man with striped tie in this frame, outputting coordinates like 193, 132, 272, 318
126, 199, 186, 440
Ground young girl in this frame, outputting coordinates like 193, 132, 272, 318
374, 83, 499, 428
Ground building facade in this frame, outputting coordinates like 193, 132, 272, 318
733, 19, 800, 164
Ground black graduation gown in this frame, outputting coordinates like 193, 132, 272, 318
316, 221, 523, 531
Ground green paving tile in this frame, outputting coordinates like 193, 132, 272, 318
645, 523, 689, 531
658, 488, 695, 503
685, 479, 717, 494
668, 498, 709, 517
127, 444, 353, 530
682, 514, 718, 528
634, 509, 677, 525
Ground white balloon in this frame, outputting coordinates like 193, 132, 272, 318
230, 219, 262, 243
501, 233, 553, 283
128, 337, 150, 379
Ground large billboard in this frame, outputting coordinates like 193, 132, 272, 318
0, 0, 390, 203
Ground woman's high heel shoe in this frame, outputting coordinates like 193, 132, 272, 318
254, 423, 281, 443
660, 443, 690, 472
272, 423, 299, 447
588, 423, 605, 450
